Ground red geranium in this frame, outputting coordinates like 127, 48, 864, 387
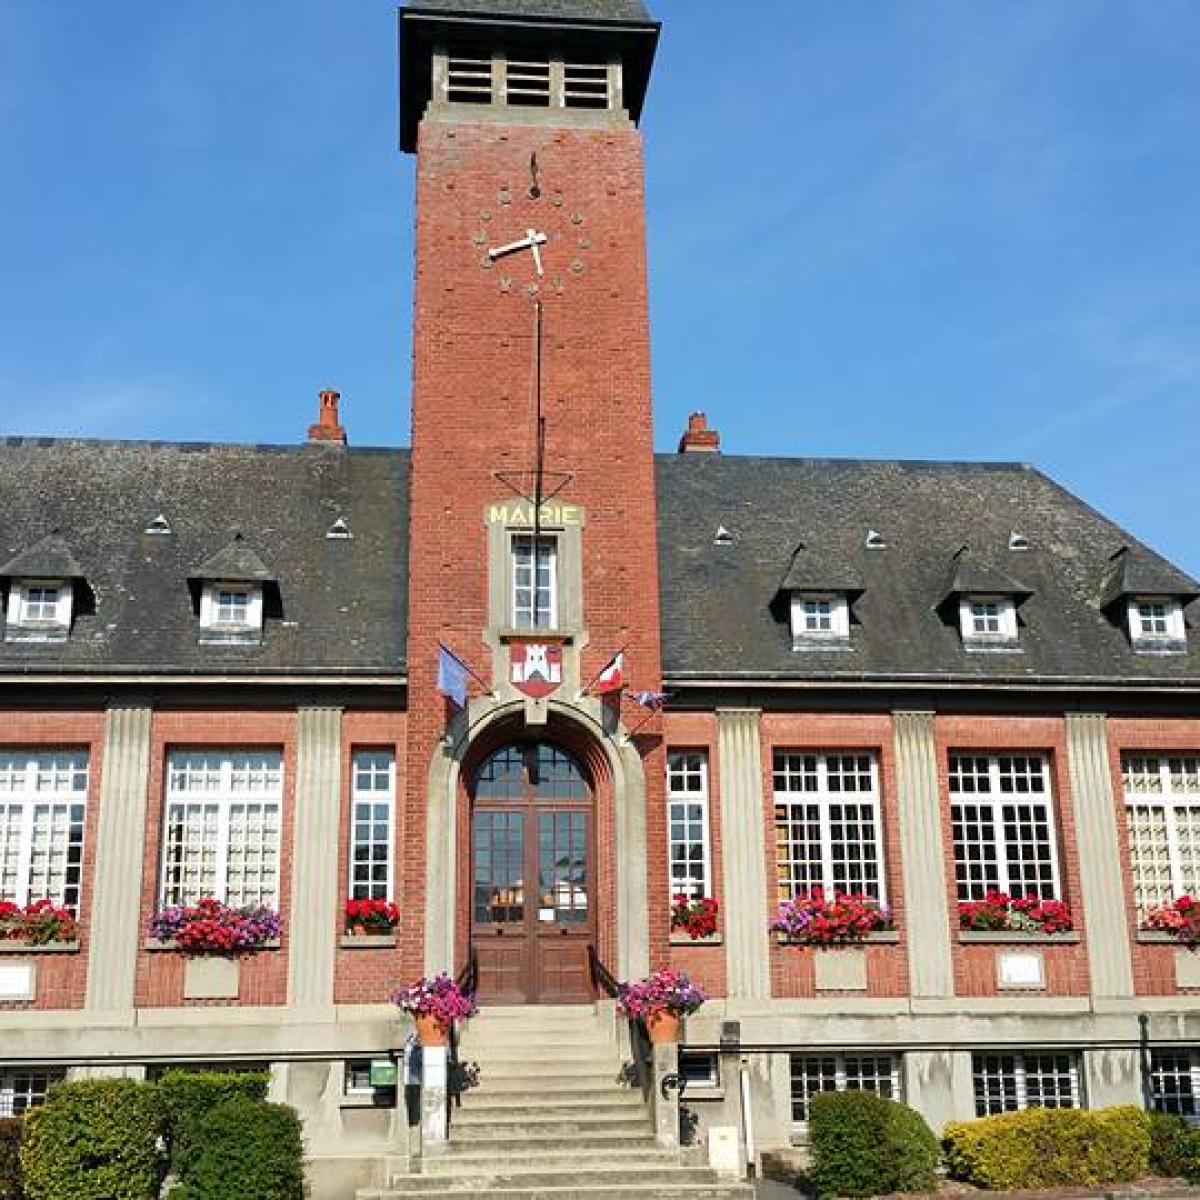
345, 897, 400, 933
0, 899, 78, 945
771, 890, 892, 945
958, 890, 1074, 935
1144, 896, 1200, 946
670, 895, 719, 940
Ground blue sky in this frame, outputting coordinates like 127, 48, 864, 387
1, 1, 1197, 572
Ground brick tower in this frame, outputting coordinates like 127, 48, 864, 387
399, 1, 665, 1000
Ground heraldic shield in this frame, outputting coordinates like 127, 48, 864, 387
510, 641, 563, 698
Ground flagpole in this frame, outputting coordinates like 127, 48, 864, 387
531, 300, 545, 632
577, 644, 629, 698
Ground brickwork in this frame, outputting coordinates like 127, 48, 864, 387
0, 708, 104, 1011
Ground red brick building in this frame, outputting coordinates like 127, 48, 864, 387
2, 1, 1199, 1194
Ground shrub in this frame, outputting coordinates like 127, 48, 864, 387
176, 1098, 303, 1200
1148, 1110, 1200, 1182
944, 1104, 1150, 1190
20, 1078, 163, 1200
808, 1089, 938, 1197
0, 1118, 22, 1200
156, 1069, 269, 1174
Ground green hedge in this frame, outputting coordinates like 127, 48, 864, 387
808, 1090, 939, 1198
174, 1098, 303, 1200
20, 1079, 163, 1200
156, 1069, 269, 1175
1149, 1111, 1200, 1183
944, 1104, 1150, 1190
0, 1119, 22, 1200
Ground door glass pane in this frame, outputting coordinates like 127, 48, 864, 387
474, 810, 525, 924
538, 811, 588, 924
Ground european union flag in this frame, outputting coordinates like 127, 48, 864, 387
437, 644, 469, 709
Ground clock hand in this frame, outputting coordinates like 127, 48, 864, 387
488, 230, 548, 271
527, 228, 544, 277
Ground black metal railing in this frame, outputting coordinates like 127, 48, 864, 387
447, 949, 479, 1115
588, 943, 652, 1100
587, 943, 619, 997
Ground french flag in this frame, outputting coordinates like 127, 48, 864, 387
594, 651, 625, 695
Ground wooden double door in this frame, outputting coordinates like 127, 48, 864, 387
471, 743, 595, 1004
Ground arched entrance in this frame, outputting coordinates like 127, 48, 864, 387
470, 742, 595, 1004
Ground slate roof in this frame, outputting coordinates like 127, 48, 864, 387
1098, 545, 1200, 610
191, 535, 277, 584
0, 438, 408, 678
656, 454, 1200, 685
941, 545, 1032, 604
407, 0, 653, 21
0, 533, 86, 581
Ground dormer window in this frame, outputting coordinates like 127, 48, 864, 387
5, 579, 73, 642
960, 595, 1018, 646
1128, 596, 1186, 652
941, 546, 1030, 653
790, 593, 850, 650
1099, 547, 1195, 655
199, 583, 264, 643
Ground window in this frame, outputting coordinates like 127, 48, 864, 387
0, 1067, 66, 1117
0, 751, 87, 910
1123, 755, 1200, 913
972, 1052, 1080, 1116
789, 593, 850, 647
563, 61, 610, 109
349, 750, 396, 901
789, 1053, 899, 1124
4, 580, 73, 641
666, 751, 712, 902
774, 752, 884, 902
679, 1051, 720, 1090
446, 52, 492, 104
1128, 596, 1186, 651
506, 57, 551, 107
949, 754, 1060, 901
199, 583, 263, 641
1150, 1049, 1200, 1118
160, 750, 283, 908
511, 535, 557, 630
959, 594, 1018, 648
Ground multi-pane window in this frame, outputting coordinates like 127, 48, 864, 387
789, 593, 850, 645
161, 750, 283, 908
667, 751, 712, 902
949, 754, 1060, 901
511, 535, 557, 630
0, 1067, 66, 1117
803, 599, 833, 631
215, 589, 250, 626
1124, 755, 1200, 912
774, 753, 884, 902
789, 1053, 899, 1124
1127, 597, 1186, 651
350, 750, 395, 901
5, 580, 73, 641
972, 1052, 1080, 1116
0, 751, 87, 910
958, 595, 1018, 646
1150, 1049, 1200, 1118
23, 586, 61, 622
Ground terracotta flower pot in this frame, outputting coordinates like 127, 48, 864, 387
646, 1011, 681, 1044
414, 1013, 451, 1046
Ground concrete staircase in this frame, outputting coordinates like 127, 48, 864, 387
357, 1005, 752, 1199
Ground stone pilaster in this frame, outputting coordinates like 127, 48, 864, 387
903, 1050, 961, 1135
892, 711, 954, 999
717, 708, 770, 999
287, 706, 344, 1014
1065, 712, 1135, 999
84, 700, 153, 1016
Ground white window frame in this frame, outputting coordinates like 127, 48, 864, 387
666, 751, 713, 902
773, 752, 886, 904
789, 1052, 900, 1128
1150, 1048, 1200, 1119
0, 750, 88, 910
949, 753, 1062, 901
510, 534, 558, 631
160, 749, 283, 908
1123, 754, 1200, 913
971, 1051, 1081, 1116
349, 749, 396, 902
4, 579, 73, 641
0, 1066, 66, 1117
199, 582, 264, 639
789, 592, 850, 646
1128, 596, 1186, 650
959, 594, 1018, 647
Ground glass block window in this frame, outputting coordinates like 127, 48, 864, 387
511, 535, 557, 631
0, 1067, 65, 1117
666, 751, 712, 901
1124, 755, 1200, 913
349, 750, 396, 901
789, 1053, 899, 1124
0, 750, 88, 909
972, 1052, 1080, 1116
1150, 1049, 1200, 1118
161, 750, 283, 907
949, 754, 1060, 901
773, 752, 884, 902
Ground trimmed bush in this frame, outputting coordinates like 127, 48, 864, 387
156, 1069, 269, 1174
176, 1097, 303, 1200
20, 1079, 163, 1200
0, 1118, 22, 1200
944, 1104, 1150, 1190
1149, 1110, 1200, 1182
808, 1089, 939, 1198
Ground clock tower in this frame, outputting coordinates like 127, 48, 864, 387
399, 1, 665, 1000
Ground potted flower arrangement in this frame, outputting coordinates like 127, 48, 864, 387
958, 891, 1074, 935
617, 968, 707, 1043
147, 897, 283, 956
345, 898, 400, 936
0, 899, 79, 946
393, 972, 478, 1046
670, 894, 719, 941
1142, 896, 1200, 946
771, 889, 892, 945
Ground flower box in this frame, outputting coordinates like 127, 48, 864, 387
339, 933, 397, 950
777, 930, 900, 946
958, 892, 1074, 936
771, 890, 893, 946
345, 898, 400, 938
669, 931, 722, 946
146, 898, 283, 956
0, 900, 79, 947
670, 895, 719, 941
959, 930, 1080, 945
1141, 896, 1200, 946
0, 939, 80, 955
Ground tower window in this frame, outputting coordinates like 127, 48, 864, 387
446, 53, 492, 105
506, 57, 551, 108
563, 62, 610, 110
511, 535, 557, 631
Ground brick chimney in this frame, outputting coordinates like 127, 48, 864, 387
677, 411, 720, 454
308, 389, 347, 445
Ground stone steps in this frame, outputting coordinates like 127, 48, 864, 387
366, 1165, 737, 1193
452, 1098, 647, 1121
362, 1188, 751, 1200
449, 1118, 654, 1141
419, 1147, 682, 1173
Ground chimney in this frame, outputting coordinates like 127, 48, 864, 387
677, 411, 720, 454
308, 389, 347, 445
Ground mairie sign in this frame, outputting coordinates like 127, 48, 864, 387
486, 502, 583, 528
